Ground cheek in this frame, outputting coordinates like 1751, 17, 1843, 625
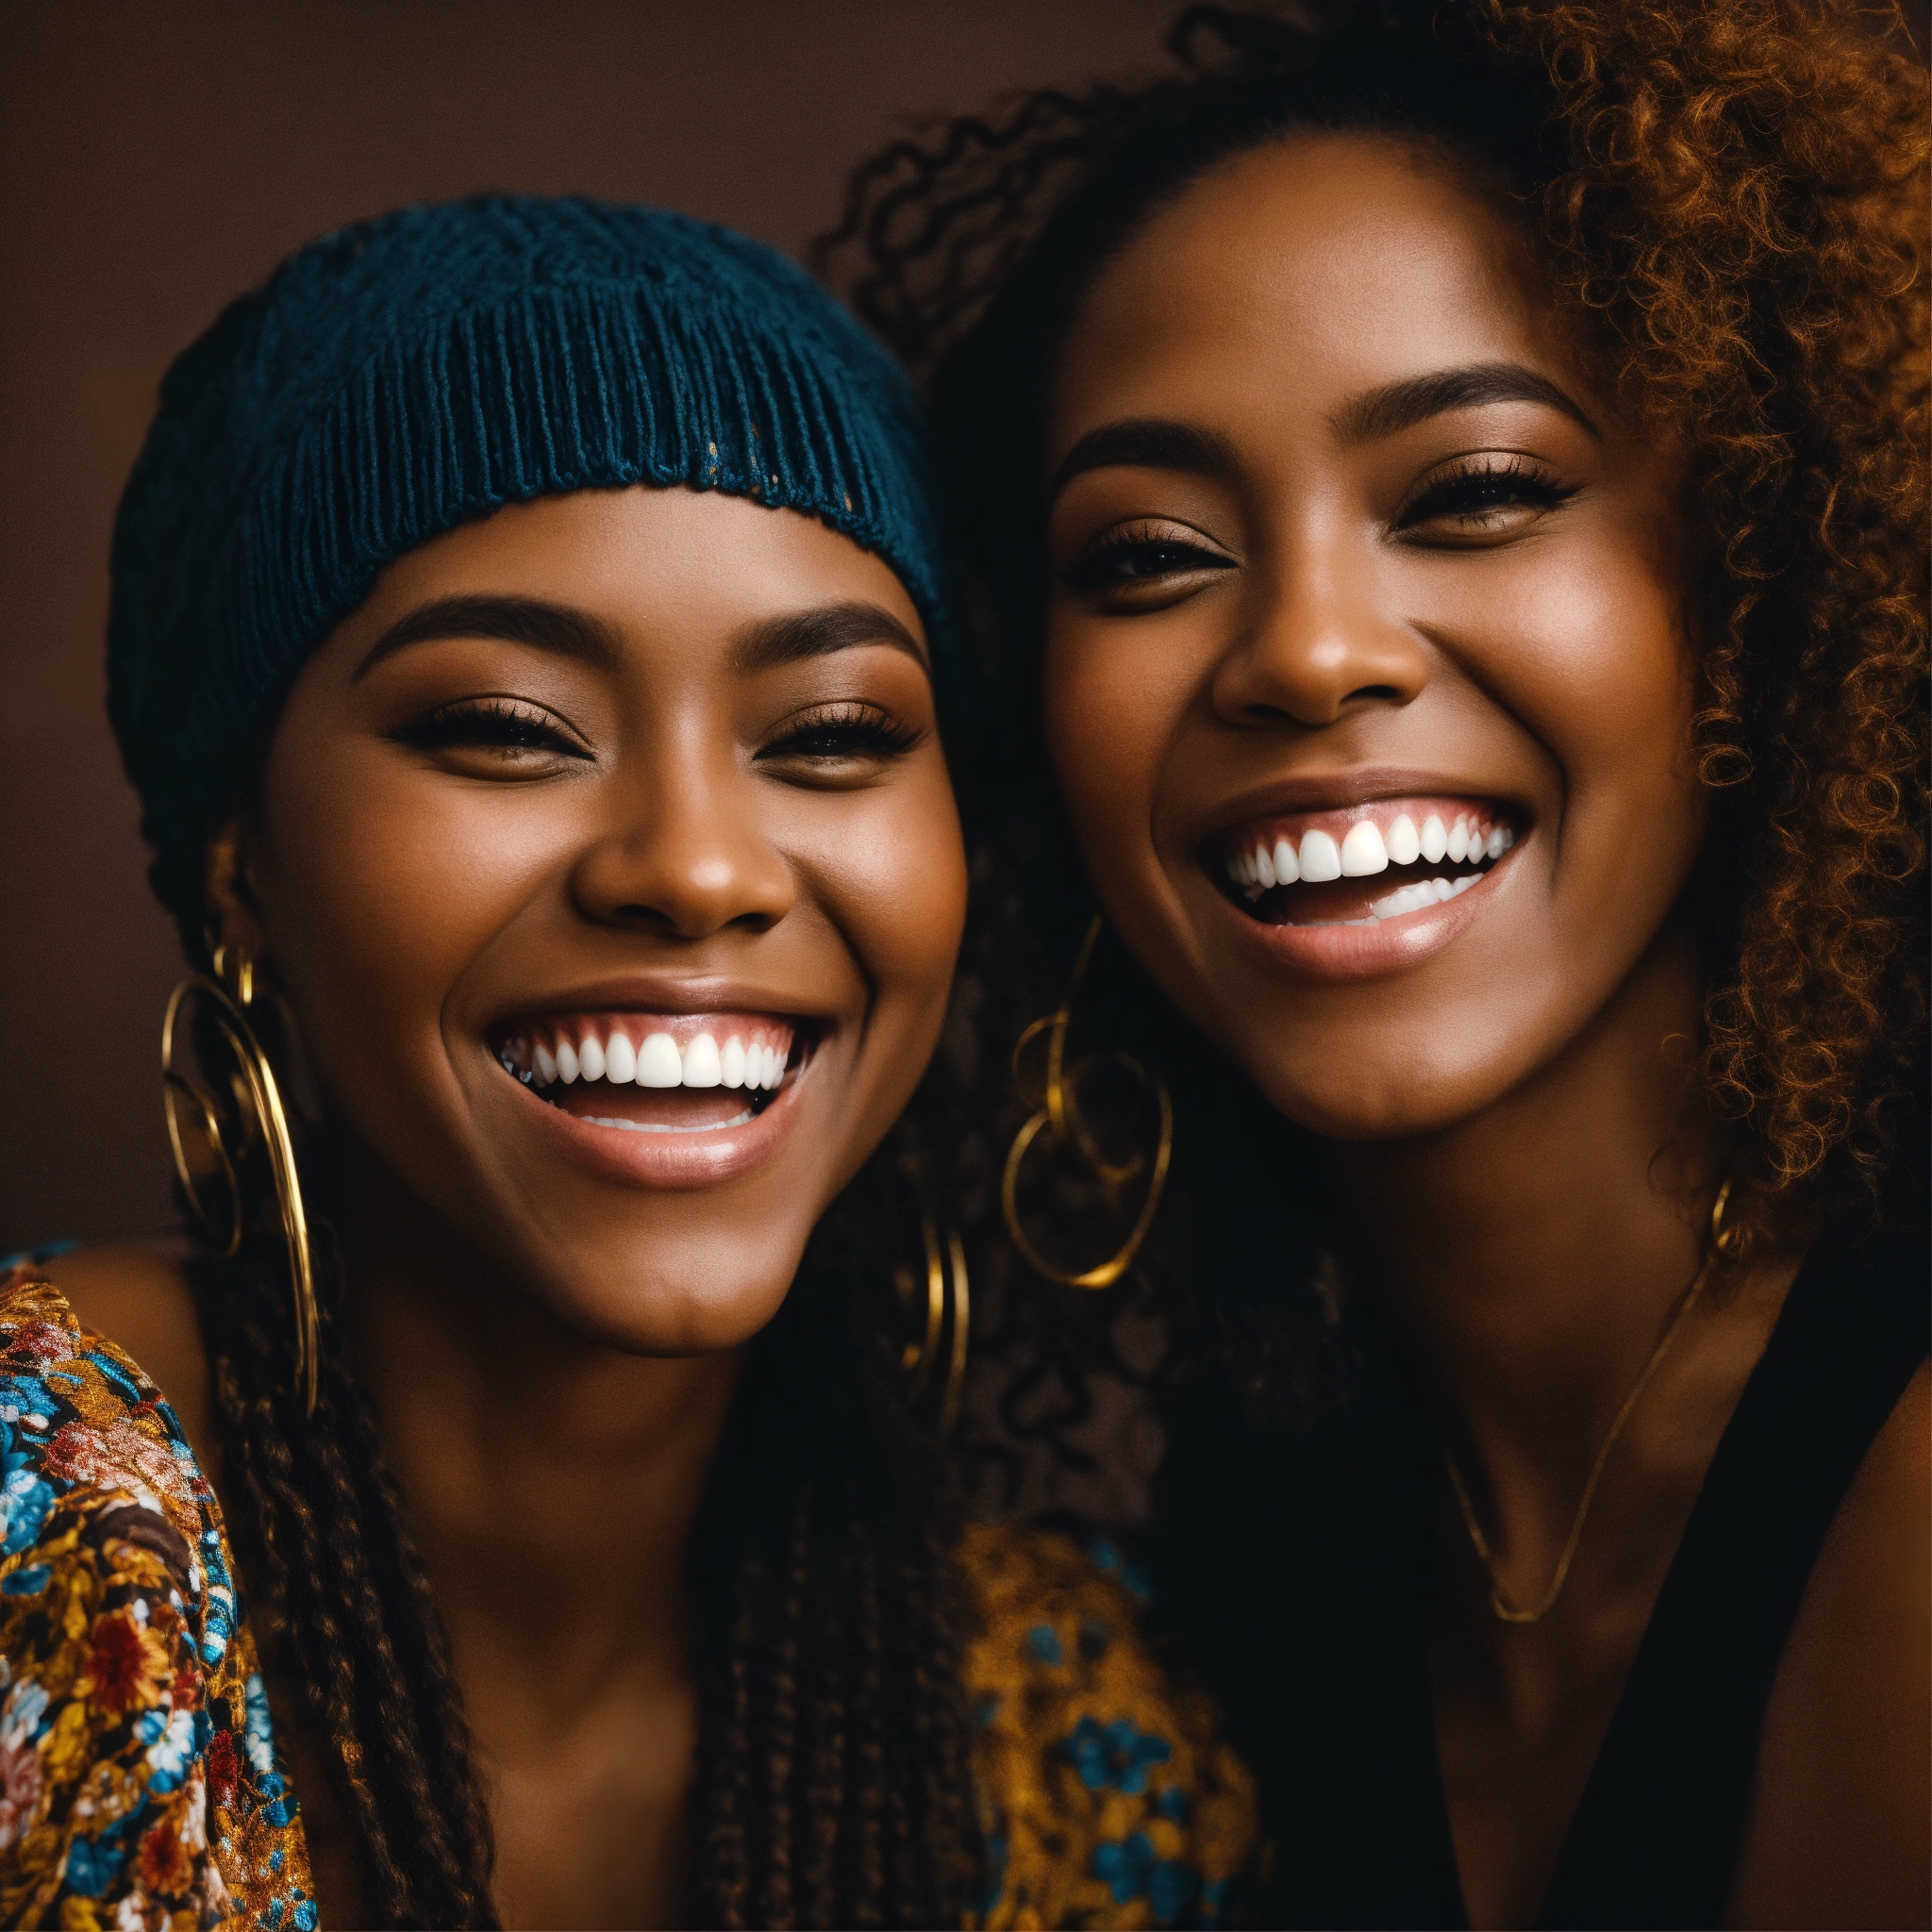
1451, 530, 1703, 841
803, 766, 967, 1030
254, 735, 562, 1065
1041, 615, 1186, 874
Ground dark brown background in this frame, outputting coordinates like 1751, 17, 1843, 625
0, 1, 1175, 1254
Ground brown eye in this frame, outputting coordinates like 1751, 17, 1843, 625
391, 698, 591, 769
1059, 520, 1237, 600
759, 702, 923, 767
1393, 455, 1578, 543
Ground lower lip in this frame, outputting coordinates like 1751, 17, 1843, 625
1211, 852, 1514, 982
502, 1058, 810, 1190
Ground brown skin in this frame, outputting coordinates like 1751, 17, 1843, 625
1040, 133, 1928, 1930
56, 483, 968, 1929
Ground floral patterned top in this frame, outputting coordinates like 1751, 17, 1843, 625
958, 1524, 1257, 1929
0, 1271, 310, 1932
0, 1265, 1252, 1929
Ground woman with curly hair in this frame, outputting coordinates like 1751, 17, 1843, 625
825, 2, 1928, 1924
0, 197, 1257, 1928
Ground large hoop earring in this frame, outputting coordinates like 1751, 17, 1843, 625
893, 1144, 970, 1435
1001, 915, 1172, 1291
1708, 1174, 1745, 1260
161, 945, 319, 1417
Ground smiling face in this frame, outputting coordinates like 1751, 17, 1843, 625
229, 484, 964, 1354
1041, 133, 1703, 1140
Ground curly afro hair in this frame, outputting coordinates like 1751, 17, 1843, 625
822, 8, 1925, 1911
821, 0, 1929, 1241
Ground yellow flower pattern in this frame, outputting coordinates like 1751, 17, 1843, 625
0, 1266, 1255, 1928
0, 1271, 312, 1931
958, 1524, 1257, 1928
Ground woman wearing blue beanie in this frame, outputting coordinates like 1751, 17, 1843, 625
0, 200, 1253, 1928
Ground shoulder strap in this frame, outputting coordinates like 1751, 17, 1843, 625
1538, 1222, 1930, 1929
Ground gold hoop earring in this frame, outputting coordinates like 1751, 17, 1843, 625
893, 1145, 969, 1435
1708, 1174, 1745, 1260
1001, 915, 1173, 1291
161, 945, 319, 1417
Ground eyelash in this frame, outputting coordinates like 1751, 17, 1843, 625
762, 702, 922, 763
1394, 454, 1578, 530
1058, 522, 1233, 593
394, 697, 585, 757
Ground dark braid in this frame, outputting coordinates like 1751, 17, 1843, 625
200, 1235, 500, 1926
192, 1024, 980, 1929
794, 1521, 847, 1929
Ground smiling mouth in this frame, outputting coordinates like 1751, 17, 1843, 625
491, 1011, 809, 1133
1209, 798, 1521, 926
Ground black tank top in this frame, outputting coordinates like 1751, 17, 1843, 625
1262, 1217, 1927, 1930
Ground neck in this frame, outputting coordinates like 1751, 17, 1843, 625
1333, 920, 1724, 1499
329, 1161, 741, 1716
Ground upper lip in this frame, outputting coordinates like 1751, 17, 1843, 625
1196, 767, 1529, 841
482, 974, 831, 1032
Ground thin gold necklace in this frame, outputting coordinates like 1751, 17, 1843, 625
1441, 1180, 1737, 1627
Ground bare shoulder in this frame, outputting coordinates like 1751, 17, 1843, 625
1726, 1357, 1930, 1930
36, 1241, 219, 1466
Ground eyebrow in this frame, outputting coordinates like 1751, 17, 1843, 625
728, 600, 929, 675
354, 594, 623, 680
1332, 361, 1600, 444
353, 592, 927, 683
1048, 420, 1241, 502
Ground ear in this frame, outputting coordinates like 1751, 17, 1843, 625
202, 819, 269, 972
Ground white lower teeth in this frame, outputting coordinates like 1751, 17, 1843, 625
579, 1109, 757, 1134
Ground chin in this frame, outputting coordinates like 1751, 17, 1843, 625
525, 1239, 806, 1357
1239, 1034, 1529, 1144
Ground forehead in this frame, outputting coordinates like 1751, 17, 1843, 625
340, 484, 924, 658
1051, 131, 1565, 449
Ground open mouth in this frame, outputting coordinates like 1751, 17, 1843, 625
1209, 798, 1521, 927
491, 1011, 809, 1134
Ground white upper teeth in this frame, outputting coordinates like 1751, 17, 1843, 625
637, 1033, 684, 1087
1298, 828, 1343, 882
1339, 821, 1388, 876
682, 1034, 723, 1087
524, 1027, 791, 1091
1224, 810, 1515, 894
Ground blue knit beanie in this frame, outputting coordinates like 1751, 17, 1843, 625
107, 194, 950, 949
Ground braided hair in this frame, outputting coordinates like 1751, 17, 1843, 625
193, 1008, 980, 1930
818, 0, 1928, 1904
108, 196, 993, 1931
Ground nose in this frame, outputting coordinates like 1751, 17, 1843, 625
571, 753, 795, 940
1209, 523, 1429, 728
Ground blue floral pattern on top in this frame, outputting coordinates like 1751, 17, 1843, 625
0, 1269, 313, 1929
960, 1524, 1257, 1927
